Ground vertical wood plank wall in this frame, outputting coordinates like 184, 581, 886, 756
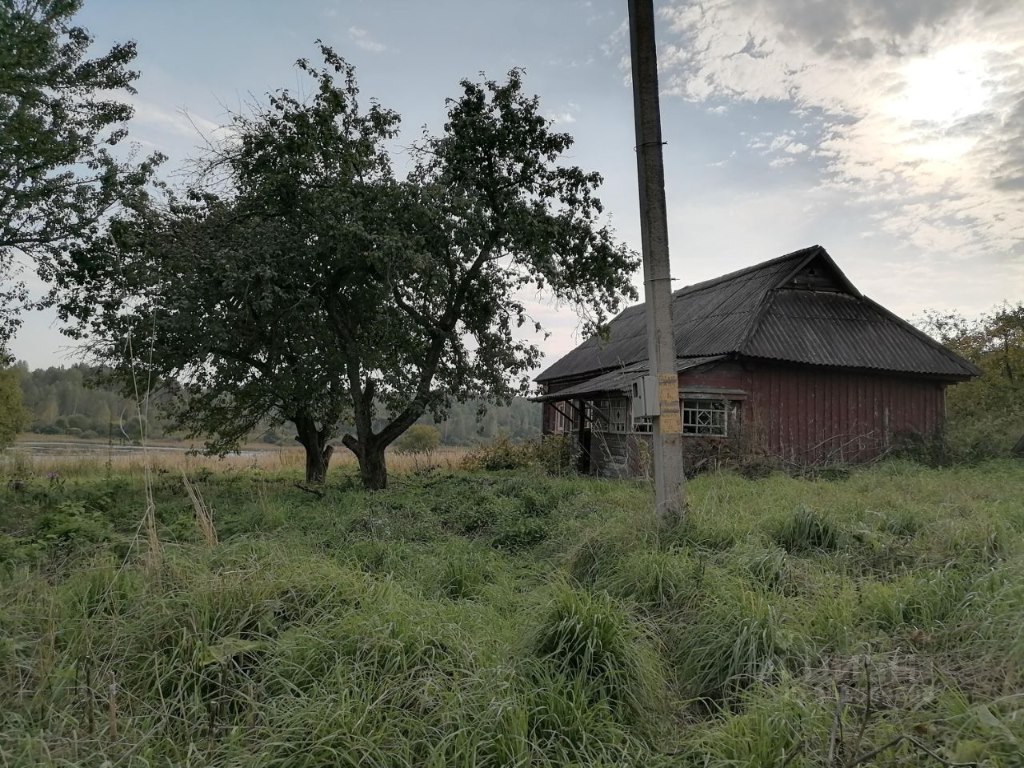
743, 364, 946, 463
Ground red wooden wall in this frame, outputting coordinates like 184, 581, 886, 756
542, 360, 951, 468
680, 361, 947, 463
743, 364, 946, 463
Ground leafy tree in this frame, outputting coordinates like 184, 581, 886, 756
61, 47, 638, 488
919, 302, 1024, 457
0, 0, 159, 355
327, 61, 637, 488
0, 365, 27, 446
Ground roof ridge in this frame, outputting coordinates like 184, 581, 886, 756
737, 286, 782, 354
671, 244, 822, 297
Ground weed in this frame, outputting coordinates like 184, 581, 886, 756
771, 506, 842, 553
666, 578, 809, 706
528, 583, 665, 726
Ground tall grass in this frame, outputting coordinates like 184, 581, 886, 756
0, 458, 1022, 766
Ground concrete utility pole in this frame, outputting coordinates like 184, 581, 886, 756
628, 0, 686, 524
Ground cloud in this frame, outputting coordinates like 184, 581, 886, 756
348, 26, 387, 53
658, 0, 1024, 262
548, 102, 581, 125
127, 99, 222, 140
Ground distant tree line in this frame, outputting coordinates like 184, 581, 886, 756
6, 362, 540, 446
12, 363, 171, 441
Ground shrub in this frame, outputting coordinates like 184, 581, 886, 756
394, 424, 441, 454
461, 434, 573, 474
462, 434, 536, 470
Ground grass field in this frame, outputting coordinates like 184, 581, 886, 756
0, 453, 1021, 766
7, 439, 471, 474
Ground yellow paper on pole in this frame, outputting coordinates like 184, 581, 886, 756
657, 372, 680, 434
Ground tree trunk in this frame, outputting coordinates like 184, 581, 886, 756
358, 441, 388, 490
295, 416, 333, 484
342, 434, 388, 490
303, 442, 333, 484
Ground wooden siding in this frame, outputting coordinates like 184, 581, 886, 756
742, 363, 946, 463
679, 361, 749, 392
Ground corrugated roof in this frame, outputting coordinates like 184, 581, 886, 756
746, 291, 976, 376
536, 245, 979, 383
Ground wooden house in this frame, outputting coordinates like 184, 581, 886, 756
534, 246, 978, 475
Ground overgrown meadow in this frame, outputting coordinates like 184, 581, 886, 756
1, 450, 1022, 767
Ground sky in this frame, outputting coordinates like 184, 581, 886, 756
10, 0, 1024, 375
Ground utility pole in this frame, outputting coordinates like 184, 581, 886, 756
628, 0, 686, 525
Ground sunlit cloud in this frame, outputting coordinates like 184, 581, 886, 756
658, 0, 1024, 261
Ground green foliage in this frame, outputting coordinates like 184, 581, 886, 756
462, 434, 573, 473
770, 506, 842, 553
431, 397, 541, 444
463, 434, 537, 470
59, 48, 635, 489
858, 567, 971, 631
919, 302, 1024, 458
394, 423, 441, 454
13, 361, 171, 438
0, 365, 27, 446
528, 583, 664, 727
0, 0, 160, 350
666, 581, 807, 705
435, 544, 494, 599
680, 681, 830, 766
606, 548, 698, 610
11, 360, 540, 444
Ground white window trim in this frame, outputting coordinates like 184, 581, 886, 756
682, 398, 729, 437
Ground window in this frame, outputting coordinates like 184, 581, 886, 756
682, 399, 728, 436
632, 416, 654, 433
551, 402, 574, 434
591, 397, 629, 433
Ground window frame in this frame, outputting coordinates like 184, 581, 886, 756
591, 397, 629, 434
681, 397, 730, 437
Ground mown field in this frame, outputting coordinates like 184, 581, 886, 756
0, 453, 1021, 767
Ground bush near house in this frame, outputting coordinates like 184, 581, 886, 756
920, 302, 1024, 459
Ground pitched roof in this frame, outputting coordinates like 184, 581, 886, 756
536, 245, 979, 383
